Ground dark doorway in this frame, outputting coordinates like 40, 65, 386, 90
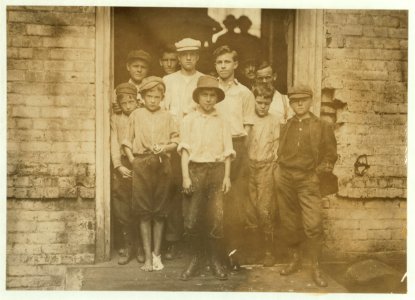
111, 7, 294, 259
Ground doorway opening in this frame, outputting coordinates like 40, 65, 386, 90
110, 6, 295, 258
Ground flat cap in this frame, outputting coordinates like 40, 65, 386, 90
139, 76, 166, 93
287, 84, 313, 100
175, 38, 201, 52
127, 49, 152, 64
115, 82, 138, 95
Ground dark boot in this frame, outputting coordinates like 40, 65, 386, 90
262, 233, 276, 267
280, 246, 302, 275
165, 241, 180, 260
118, 228, 133, 265
180, 236, 202, 281
309, 240, 328, 287
209, 239, 227, 281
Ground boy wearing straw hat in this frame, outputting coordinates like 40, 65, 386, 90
178, 75, 234, 281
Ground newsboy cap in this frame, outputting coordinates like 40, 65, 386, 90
175, 38, 201, 52
115, 82, 138, 96
139, 76, 166, 94
287, 84, 313, 100
127, 49, 152, 64
192, 75, 225, 103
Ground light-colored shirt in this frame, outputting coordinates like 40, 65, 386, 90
215, 78, 255, 137
122, 107, 179, 155
163, 70, 204, 122
269, 90, 294, 122
178, 108, 235, 163
110, 113, 129, 169
247, 113, 281, 162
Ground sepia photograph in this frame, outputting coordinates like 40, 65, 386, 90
1, 0, 412, 298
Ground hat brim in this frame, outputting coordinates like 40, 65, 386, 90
289, 93, 312, 101
192, 87, 225, 104
177, 47, 200, 52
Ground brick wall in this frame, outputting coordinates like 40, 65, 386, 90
7, 6, 96, 289
321, 10, 407, 260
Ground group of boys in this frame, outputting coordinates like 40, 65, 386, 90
110, 37, 338, 287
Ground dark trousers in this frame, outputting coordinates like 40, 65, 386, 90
224, 136, 249, 255
183, 162, 225, 239
112, 157, 134, 226
246, 160, 276, 235
165, 152, 184, 242
132, 154, 172, 221
275, 166, 323, 247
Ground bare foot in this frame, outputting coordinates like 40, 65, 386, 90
141, 259, 153, 272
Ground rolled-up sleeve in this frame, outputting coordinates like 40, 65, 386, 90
177, 116, 191, 154
222, 121, 236, 159
110, 115, 122, 169
121, 113, 135, 150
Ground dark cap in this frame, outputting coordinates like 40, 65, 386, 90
139, 76, 166, 94
192, 75, 225, 103
287, 84, 313, 100
115, 82, 138, 96
127, 50, 152, 64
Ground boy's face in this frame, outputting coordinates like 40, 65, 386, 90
215, 52, 238, 81
255, 96, 272, 117
118, 94, 137, 116
143, 88, 164, 112
178, 51, 199, 72
159, 52, 178, 75
256, 66, 276, 85
127, 59, 149, 83
290, 97, 312, 118
198, 88, 218, 113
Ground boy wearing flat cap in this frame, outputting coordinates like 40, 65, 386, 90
111, 82, 139, 265
163, 38, 204, 121
275, 84, 338, 287
113, 50, 152, 113
162, 38, 205, 260
178, 75, 234, 281
122, 76, 179, 272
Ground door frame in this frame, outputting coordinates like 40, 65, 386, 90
94, 7, 324, 262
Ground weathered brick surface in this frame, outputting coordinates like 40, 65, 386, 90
321, 9, 407, 261
323, 10, 407, 199
7, 6, 96, 200
7, 6, 96, 290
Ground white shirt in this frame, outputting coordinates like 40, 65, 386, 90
215, 79, 255, 138
269, 90, 294, 122
162, 70, 204, 123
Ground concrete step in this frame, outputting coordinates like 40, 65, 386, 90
66, 256, 348, 292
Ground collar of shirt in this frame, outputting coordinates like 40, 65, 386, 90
196, 107, 219, 117
293, 114, 311, 122
218, 77, 238, 91
128, 78, 141, 90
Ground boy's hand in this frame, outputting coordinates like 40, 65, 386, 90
222, 177, 231, 194
182, 177, 193, 195
112, 101, 122, 114
152, 144, 165, 155
117, 166, 132, 178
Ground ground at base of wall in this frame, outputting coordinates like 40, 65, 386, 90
66, 255, 347, 292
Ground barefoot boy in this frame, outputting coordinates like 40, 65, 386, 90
178, 75, 234, 281
122, 76, 179, 271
